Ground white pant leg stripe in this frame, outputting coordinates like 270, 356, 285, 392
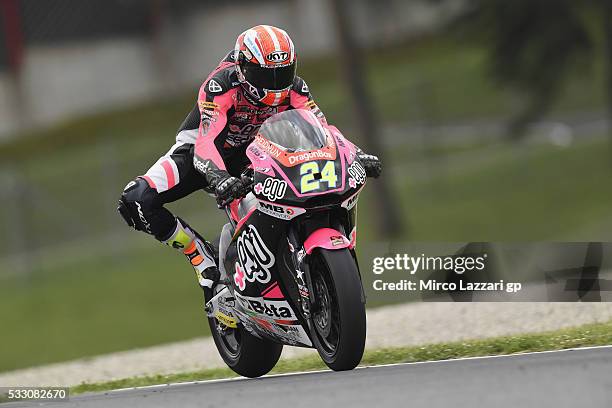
144, 159, 169, 192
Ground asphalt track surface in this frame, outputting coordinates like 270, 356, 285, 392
6, 346, 611, 408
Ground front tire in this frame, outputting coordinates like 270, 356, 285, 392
208, 317, 283, 378
309, 248, 366, 371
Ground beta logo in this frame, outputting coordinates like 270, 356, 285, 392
266, 51, 289, 63
247, 299, 294, 319
254, 178, 287, 201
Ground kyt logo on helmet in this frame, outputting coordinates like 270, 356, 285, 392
234, 25, 297, 106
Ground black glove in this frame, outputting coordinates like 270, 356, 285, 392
215, 176, 247, 208
358, 152, 382, 178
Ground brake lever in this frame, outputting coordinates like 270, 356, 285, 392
222, 174, 254, 225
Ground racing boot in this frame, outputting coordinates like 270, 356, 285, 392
163, 218, 220, 301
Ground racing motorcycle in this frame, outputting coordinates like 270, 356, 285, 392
206, 109, 370, 377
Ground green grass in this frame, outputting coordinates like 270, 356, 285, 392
399, 139, 612, 241
68, 320, 612, 395
0, 246, 211, 373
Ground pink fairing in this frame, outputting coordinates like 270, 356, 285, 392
235, 207, 256, 233
247, 124, 359, 199
304, 228, 351, 254
327, 125, 357, 164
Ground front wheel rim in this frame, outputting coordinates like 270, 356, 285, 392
311, 258, 341, 357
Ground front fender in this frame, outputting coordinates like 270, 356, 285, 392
303, 228, 351, 254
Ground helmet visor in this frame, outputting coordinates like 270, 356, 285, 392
242, 61, 296, 91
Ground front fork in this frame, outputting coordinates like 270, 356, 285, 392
287, 225, 316, 318
286, 207, 364, 319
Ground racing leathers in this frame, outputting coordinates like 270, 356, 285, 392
117, 51, 333, 291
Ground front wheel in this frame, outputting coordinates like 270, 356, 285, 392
208, 317, 283, 378
309, 248, 366, 371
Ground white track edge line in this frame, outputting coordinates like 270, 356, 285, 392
88, 344, 612, 397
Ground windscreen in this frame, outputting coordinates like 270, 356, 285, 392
258, 109, 328, 152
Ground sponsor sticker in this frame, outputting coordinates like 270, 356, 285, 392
273, 323, 312, 346
201, 118, 212, 134
330, 235, 347, 246
248, 145, 268, 161
298, 283, 309, 298
297, 248, 306, 263
254, 178, 287, 201
266, 51, 289, 62
341, 190, 361, 210
255, 135, 283, 158
215, 311, 238, 328
226, 132, 253, 147
255, 167, 272, 174
194, 158, 210, 174
199, 101, 219, 112
257, 200, 305, 220
348, 160, 367, 185
288, 150, 333, 165
234, 225, 275, 290
135, 202, 152, 233
235, 294, 297, 320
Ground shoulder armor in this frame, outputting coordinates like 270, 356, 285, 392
292, 76, 310, 96
204, 67, 239, 96
221, 50, 236, 63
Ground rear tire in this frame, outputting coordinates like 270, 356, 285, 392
309, 248, 366, 371
208, 317, 283, 378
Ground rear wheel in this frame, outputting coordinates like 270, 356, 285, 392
208, 317, 283, 378
309, 249, 366, 371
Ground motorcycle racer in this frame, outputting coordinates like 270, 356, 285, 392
117, 25, 381, 301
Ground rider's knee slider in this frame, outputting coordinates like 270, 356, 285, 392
117, 177, 157, 234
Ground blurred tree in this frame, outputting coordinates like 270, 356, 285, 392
0, 0, 26, 128
328, 0, 405, 238
455, 0, 594, 140
604, 0, 612, 153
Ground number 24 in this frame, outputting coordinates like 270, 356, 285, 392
300, 161, 337, 193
